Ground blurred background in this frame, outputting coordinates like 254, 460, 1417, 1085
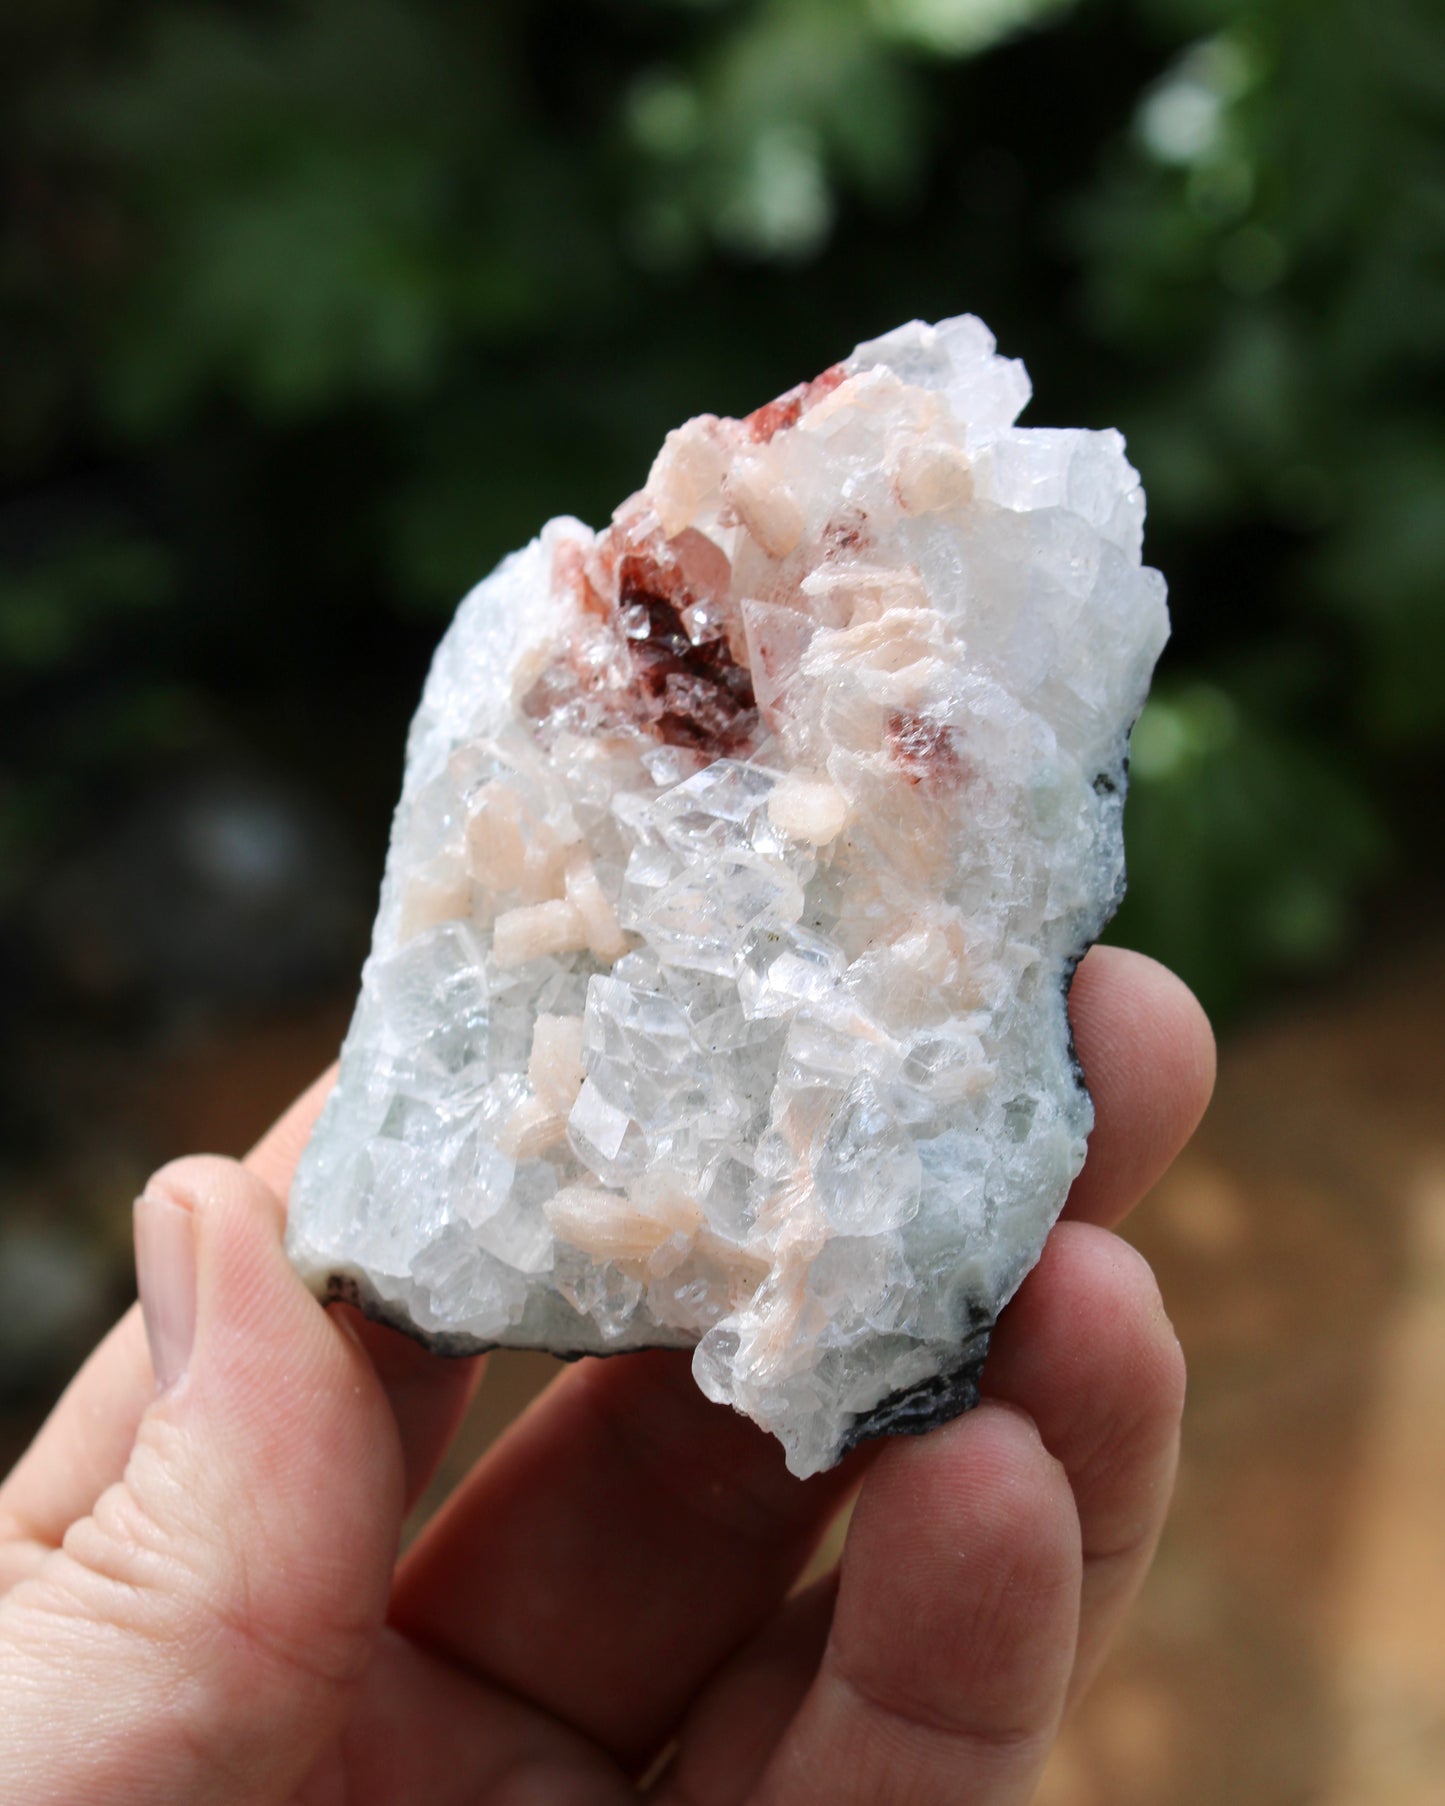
1, 1, 1441, 1799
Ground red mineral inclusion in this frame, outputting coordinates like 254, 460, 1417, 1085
527, 364, 859, 759
887, 710, 968, 792
530, 518, 758, 759
615, 528, 757, 756
824, 510, 868, 555
744, 364, 845, 444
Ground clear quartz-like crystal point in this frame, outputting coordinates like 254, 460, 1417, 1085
286, 315, 1169, 1477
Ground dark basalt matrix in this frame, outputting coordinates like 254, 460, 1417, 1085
287, 316, 1168, 1477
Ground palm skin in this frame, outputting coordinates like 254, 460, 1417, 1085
0, 946, 1213, 1805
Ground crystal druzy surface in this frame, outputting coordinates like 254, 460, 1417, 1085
287, 316, 1169, 1477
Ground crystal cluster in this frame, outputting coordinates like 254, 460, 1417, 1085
287, 316, 1169, 1477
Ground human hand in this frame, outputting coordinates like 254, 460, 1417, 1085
0, 945, 1213, 1805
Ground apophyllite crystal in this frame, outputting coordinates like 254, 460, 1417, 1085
287, 315, 1168, 1477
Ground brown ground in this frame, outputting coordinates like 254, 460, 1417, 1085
6, 947, 1444, 1802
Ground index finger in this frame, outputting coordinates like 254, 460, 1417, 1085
1065, 945, 1215, 1228
748, 1402, 1081, 1806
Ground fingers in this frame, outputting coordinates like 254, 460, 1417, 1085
0, 1155, 406, 1806
0, 933, 1206, 1801
391, 1349, 867, 1771
1065, 945, 1215, 1228
980, 1222, 1185, 1703
658, 1223, 1183, 1804
748, 1403, 1081, 1806
300, 1629, 636, 1806
652, 1580, 837, 1806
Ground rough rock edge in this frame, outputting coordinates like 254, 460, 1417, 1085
315, 1269, 691, 1359
319, 1266, 998, 1445
837, 1324, 994, 1453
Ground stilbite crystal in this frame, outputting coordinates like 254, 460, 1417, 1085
287, 315, 1169, 1477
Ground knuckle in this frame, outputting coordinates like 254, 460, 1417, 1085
143, 1153, 236, 1210
829, 1655, 1051, 1771
1095, 1237, 1187, 1421
1117, 1247, 1187, 1424
58, 1430, 373, 1703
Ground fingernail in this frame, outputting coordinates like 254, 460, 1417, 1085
135, 1190, 198, 1393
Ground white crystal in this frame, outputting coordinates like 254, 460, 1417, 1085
287, 314, 1168, 1476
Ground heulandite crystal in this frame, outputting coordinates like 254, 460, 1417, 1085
287, 316, 1169, 1477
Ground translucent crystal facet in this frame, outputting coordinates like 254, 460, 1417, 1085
286, 315, 1169, 1476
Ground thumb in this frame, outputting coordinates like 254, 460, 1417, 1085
0, 1156, 406, 1806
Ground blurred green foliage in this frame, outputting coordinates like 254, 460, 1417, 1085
2, 0, 1441, 1019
